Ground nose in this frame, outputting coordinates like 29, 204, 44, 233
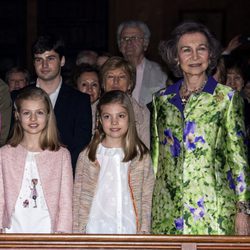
30, 112, 37, 121
42, 59, 49, 68
111, 116, 118, 125
192, 50, 199, 60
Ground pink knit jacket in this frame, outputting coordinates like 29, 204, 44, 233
0, 144, 73, 233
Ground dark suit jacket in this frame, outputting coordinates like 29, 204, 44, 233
11, 83, 92, 174
54, 83, 92, 172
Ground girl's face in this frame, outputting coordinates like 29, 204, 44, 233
17, 98, 48, 137
104, 68, 131, 93
100, 102, 129, 147
77, 71, 100, 104
226, 69, 245, 91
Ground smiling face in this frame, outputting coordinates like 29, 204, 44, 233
17, 98, 48, 137
177, 32, 210, 78
100, 102, 129, 147
34, 50, 65, 82
226, 68, 245, 91
77, 71, 100, 103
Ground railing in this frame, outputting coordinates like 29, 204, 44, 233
1, 234, 250, 249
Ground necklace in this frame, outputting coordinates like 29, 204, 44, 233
180, 79, 207, 105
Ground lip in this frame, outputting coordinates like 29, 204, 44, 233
189, 63, 202, 67
110, 128, 120, 132
29, 123, 39, 128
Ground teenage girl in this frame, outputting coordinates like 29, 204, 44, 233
73, 90, 154, 234
0, 86, 73, 233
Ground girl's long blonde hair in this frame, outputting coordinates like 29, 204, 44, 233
88, 90, 148, 162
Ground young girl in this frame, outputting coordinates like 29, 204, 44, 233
0, 86, 73, 233
73, 90, 154, 234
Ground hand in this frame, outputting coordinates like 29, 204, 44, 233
235, 212, 250, 235
223, 35, 242, 54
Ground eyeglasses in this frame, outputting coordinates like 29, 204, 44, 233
120, 36, 144, 44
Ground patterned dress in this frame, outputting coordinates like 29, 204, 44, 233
151, 76, 250, 235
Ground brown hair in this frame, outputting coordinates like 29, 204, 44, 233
159, 21, 221, 78
9, 86, 61, 151
88, 90, 148, 162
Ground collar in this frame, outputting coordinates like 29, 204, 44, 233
163, 76, 218, 116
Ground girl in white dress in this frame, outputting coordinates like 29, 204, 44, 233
73, 90, 154, 234
0, 86, 73, 233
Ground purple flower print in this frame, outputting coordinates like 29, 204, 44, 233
162, 129, 181, 157
236, 172, 246, 194
227, 170, 236, 191
184, 121, 205, 150
227, 90, 234, 100
187, 197, 205, 221
227, 170, 246, 193
174, 217, 184, 230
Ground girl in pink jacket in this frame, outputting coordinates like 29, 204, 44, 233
0, 86, 73, 233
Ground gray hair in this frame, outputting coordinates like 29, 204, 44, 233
117, 20, 151, 48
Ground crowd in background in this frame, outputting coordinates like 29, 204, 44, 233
0, 19, 250, 235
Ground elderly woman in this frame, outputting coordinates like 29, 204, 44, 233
100, 56, 150, 148
151, 21, 250, 235
72, 63, 101, 135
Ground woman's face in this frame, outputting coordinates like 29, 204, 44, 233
77, 71, 100, 103
103, 68, 131, 93
177, 32, 210, 77
226, 69, 245, 91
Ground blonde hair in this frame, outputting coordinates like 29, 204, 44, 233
88, 90, 148, 162
9, 86, 61, 151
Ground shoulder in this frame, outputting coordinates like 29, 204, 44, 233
0, 144, 26, 158
145, 58, 161, 69
60, 83, 90, 103
131, 97, 149, 112
0, 79, 9, 92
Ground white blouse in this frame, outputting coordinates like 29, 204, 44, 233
86, 144, 136, 234
5, 151, 51, 233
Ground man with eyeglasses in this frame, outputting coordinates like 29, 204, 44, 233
117, 20, 167, 108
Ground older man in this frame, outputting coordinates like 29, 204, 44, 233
117, 20, 167, 106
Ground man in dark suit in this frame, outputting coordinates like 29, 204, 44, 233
31, 34, 92, 174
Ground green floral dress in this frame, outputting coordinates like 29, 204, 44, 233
151, 76, 250, 235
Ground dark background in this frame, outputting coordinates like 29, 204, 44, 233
0, 0, 249, 79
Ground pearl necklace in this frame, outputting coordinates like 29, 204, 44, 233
180, 79, 207, 105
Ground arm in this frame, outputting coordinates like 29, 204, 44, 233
224, 92, 250, 234
0, 150, 5, 232
73, 150, 98, 233
0, 80, 12, 146
72, 151, 85, 233
151, 94, 160, 175
139, 153, 155, 233
55, 149, 73, 233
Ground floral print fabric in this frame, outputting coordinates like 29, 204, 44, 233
151, 77, 250, 235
